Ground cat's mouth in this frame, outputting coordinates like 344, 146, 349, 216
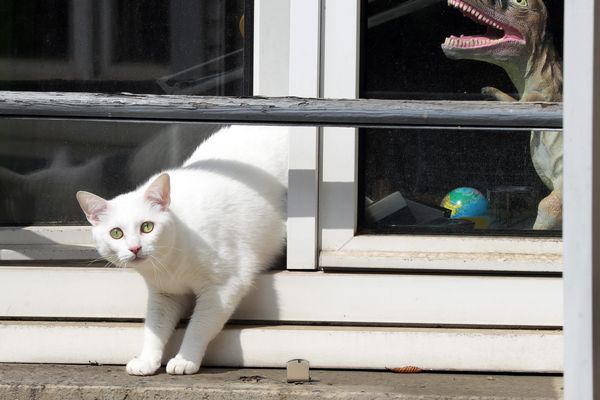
129, 255, 147, 263
117, 254, 147, 266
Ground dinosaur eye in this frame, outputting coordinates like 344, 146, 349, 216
513, 0, 527, 6
141, 221, 154, 234
110, 228, 124, 240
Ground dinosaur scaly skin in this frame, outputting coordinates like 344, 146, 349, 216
441, 0, 562, 230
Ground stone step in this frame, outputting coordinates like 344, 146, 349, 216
0, 363, 563, 400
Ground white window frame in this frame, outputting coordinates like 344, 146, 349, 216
254, 0, 321, 270
562, 0, 600, 398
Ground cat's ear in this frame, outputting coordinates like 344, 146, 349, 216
76, 191, 108, 225
144, 173, 171, 211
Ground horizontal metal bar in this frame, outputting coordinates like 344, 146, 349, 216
0, 91, 563, 128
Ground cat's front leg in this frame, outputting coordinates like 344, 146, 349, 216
166, 286, 238, 375
127, 290, 186, 376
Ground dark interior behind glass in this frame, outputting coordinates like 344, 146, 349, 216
358, 128, 559, 235
362, 0, 563, 100
0, 0, 249, 95
360, 0, 563, 235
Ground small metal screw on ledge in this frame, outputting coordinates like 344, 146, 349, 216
286, 359, 310, 383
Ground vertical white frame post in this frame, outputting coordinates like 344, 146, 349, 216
319, 0, 361, 252
286, 0, 321, 270
253, 0, 291, 96
563, 1, 600, 399
254, 0, 321, 270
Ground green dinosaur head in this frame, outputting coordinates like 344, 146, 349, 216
441, 0, 549, 82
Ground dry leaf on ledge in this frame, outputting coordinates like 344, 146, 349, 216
387, 366, 423, 374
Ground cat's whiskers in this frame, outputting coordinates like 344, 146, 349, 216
147, 255, 171, 286
149, 254, 170, 277
85, 254, 112, 267
91, 254, 120, 269
148, 258, 161, 283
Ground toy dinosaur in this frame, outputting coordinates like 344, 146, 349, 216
441, 0, 563, 230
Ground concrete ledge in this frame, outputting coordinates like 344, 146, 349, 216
0, 364, 562, 400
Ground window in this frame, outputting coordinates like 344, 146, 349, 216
359, 0, 563, 235
0, 0, 251, 226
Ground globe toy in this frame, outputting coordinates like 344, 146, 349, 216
441, 187, 489, 220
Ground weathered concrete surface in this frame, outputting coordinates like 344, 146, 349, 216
0, 363, 563, 400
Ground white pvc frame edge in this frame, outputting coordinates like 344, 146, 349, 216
253, 0, 321, 270
320, 234, 563, 272
0, 321, 563, 373
253, 0, 290, 97
285, 0, 321, 270
0, 267, 563, 327
319, 0, 361, 257
562, 1, 600, 399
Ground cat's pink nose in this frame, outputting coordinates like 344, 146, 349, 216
129, 246, 142, 255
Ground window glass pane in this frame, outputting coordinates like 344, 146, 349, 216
0, 119, 221, 225
0, 0, 248, 95
360, 0, 563, 235
359, 128, 561, 235
0, 1, 69, 60
363, 0, 563, 100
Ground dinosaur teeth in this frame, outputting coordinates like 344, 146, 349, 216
443, 35, 502, 49
444, 0, 526, 48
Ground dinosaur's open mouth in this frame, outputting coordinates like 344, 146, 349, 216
442, 0, 525, 50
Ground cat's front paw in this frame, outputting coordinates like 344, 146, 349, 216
166, 355, 200, 375
126, 357, 161, 376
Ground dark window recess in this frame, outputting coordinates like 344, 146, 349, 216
0, 0, 250, 95
112, 0, 170, 64
0, 0, 69, 59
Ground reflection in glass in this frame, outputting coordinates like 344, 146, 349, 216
0, 120, 221, 225
0, 0, 248, 95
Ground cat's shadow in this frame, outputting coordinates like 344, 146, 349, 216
161, 268, 282, 372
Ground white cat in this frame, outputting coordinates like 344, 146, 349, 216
76, 125, 288, 375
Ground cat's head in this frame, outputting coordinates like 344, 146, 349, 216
76, 173, 173, 268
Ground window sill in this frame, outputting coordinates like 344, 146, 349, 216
320, 235, 562, 273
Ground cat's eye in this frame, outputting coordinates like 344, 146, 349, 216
110, 228, 124, 240
141, 221, 154, 234
512, 0, 527, 6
